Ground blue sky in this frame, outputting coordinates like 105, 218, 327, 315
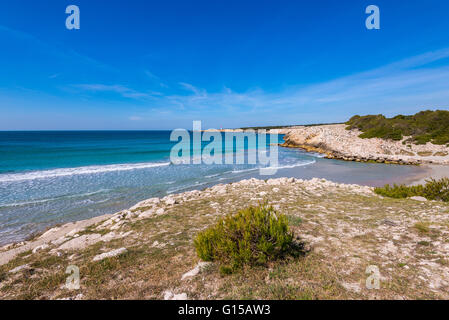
1, 0, 449, 130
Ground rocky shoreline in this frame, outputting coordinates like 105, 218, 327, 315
1, 176, 449, 299
280, 124, 449, 165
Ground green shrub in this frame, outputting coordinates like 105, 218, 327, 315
194, 204, 303, 274
346, 110, 449, 144
374, 177, 449, 202
374, 184, 418, 199
421, 178, 449, 201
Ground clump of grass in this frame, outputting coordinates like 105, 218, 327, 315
414, 222, 430, 234
0, 270, 6, 283
434, 151, 448, 157
194, 204, 304, 274
374, 178, 449, 202
287, 215, 303, 226
17, 250, 32, 258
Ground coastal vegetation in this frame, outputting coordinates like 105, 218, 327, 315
374, 177, 449, 202
345, 110, 449, 145
194, 204, 304, 274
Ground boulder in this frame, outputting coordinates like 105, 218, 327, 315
410, 196, 427, 202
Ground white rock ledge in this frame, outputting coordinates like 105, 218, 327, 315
181, 262, 212, 280
93, 247, 128, 262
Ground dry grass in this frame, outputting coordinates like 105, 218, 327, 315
413, 222, 430, 234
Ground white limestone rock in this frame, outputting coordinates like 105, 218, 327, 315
410, 196, 428, 202
93, 247, 127, 262
181, 262, 211, 280
9, 264, 30, 274
163, 291, 188, 300
32, 243, 49, 253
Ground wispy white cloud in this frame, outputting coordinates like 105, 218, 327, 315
145, 70, 169, 88
129, 116, 144, 121
143, 48, 449, 125
73, 84, 150, 100
178, 82, 205, 96
144, 70, 159, 79
55, 48, 449, 127
2, 22, 449, 129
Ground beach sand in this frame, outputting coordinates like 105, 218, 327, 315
405, 164, 449, 185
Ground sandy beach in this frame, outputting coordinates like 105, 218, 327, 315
401, 164, 449, 186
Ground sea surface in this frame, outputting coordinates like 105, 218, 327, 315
0, 131, 425, 245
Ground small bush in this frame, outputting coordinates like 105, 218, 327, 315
421, 178, 449, 201
194, 204, 303, 274
374, 184, 422, 199
374, 177, 449, 202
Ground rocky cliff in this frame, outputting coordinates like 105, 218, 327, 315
281, 124, 449, 165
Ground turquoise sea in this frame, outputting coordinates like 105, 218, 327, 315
0, 131, 425, 245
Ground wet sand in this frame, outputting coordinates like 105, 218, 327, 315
406, 164, 449, 185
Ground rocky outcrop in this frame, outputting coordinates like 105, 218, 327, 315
2, 176, 449, 299
281, 124, 449, 165
0, 177, 373, 266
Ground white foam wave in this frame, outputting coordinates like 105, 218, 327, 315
0, 189, 111, 207
204, 170, 233, 178
0, 162, 171, 183
268, 159, 316, 170
308, 152, 326, 158
229, 160, 315, 174
231, 167, 260, 174
205, 173, 221, 178
1, 198, 54, 208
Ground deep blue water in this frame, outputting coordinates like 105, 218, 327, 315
0, 131, 425, 245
